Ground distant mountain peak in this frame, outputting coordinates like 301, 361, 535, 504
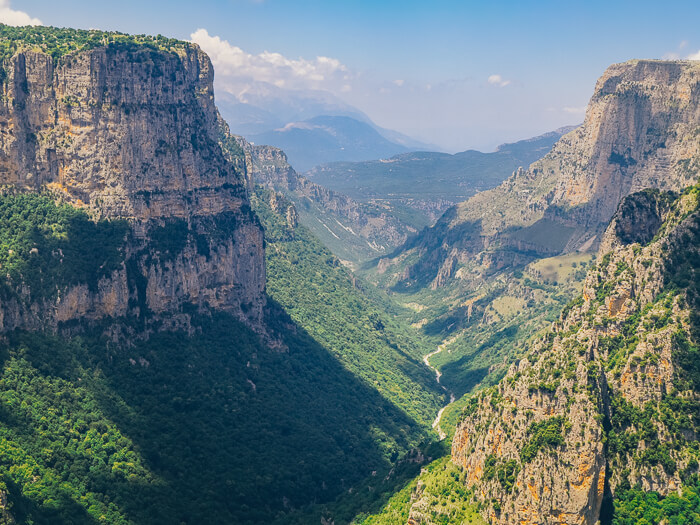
247, 114, 415, 171
495, 125, 580, 151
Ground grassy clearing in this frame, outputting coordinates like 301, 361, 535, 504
527, 252, 594, 285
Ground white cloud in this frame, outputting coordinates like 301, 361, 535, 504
0, 0, 42, 26
563, 106, 586, 115
392, 79, 404, 87
190, 28, 349, 94
663, 40, 700, 61
487, 74, 510, 87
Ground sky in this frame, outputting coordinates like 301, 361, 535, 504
5, 0, 700, 152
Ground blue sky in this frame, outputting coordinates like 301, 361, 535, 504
7, 0, 700, 151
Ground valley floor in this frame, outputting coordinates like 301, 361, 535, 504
423, 342, 458, 440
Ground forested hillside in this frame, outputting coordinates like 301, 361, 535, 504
358, 184, 700, 525
451, 184, 700, 524
1, 19, 700, 525
0, 25, 448, 525
0, 192, 443, 524
252, 186, 445, 427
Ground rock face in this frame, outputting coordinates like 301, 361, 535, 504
384, 60, 700, 287
0, 35, 266, 330
1, 45, 248, 219
0, 488, 13, 524
451, 186, 700, 524
236, 137, 416, 262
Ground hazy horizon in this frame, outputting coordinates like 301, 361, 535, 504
7, 0, 700, 152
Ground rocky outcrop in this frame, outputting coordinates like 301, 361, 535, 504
236, 137, 417, 262
0, 43, 248, 219
451, 186, 700, 523
0, 31, 266, 330
0, 488, 13, 525
469, 60, 700, 246
384, 60, 700, 287
597, 188, 676, 254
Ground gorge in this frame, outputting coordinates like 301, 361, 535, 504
0, 22, 697, 525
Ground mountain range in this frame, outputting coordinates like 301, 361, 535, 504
247, 115, 419, 172
0, 23, 697, 525
215, 84, 370, 136
360, 58, 700, 524
307, 127, 574, 219
216, 86, 436, 172
240, 125, 572, 266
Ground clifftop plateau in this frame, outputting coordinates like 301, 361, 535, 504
0, 25, 265, 330
0, 25, 248, 220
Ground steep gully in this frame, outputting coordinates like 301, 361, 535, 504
422, 342, 456, 440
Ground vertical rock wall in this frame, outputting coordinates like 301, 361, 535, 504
0, 40, 266, 329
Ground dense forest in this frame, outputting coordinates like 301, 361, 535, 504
0, 20, 699, 525
0, 193, 442, 524
0, 24, 190, 62
252, 186, 446, 427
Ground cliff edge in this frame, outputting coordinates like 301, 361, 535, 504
0, 26, 265, 331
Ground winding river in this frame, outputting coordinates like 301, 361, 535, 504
423, 343, 457, 440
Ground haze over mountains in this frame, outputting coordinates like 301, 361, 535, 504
216, 86, 437, 171
216, 77, 577, 265
242, 125, 572, 265
0, 15, 698, 525
248, 115, 416, 172
306, 127, 574, 211
215, 85, 370, 136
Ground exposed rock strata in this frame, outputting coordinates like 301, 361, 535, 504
237, 138, 416, 259
0, 41, 266, 329
451, 187, 700, 523
386, 60, 700, 287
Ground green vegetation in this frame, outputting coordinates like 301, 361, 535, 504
0, 30, 696, 522
353, 186, 699, 521
0, 311, 435, 524
664, 199, 700, 390
496, 460, 520, 492
0, 192, 128, 299
292, 195, 425, 267
612, 476, 700, 525
362, 187, 697, 522
355, 454, 485, 525
367, 252, 593, 400
0, 24, 191, 63
253, 186, 445, 427
261, 128, 569, 267
607, 391, 699, 477
520, 416, 566, 463
0, 191, 444, 524
480, 454, 519, 492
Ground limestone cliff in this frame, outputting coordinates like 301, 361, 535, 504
234, 135, 416, 264
383, 60, 700, 288
0, 27, 265, 330
451, 185, 700, 523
